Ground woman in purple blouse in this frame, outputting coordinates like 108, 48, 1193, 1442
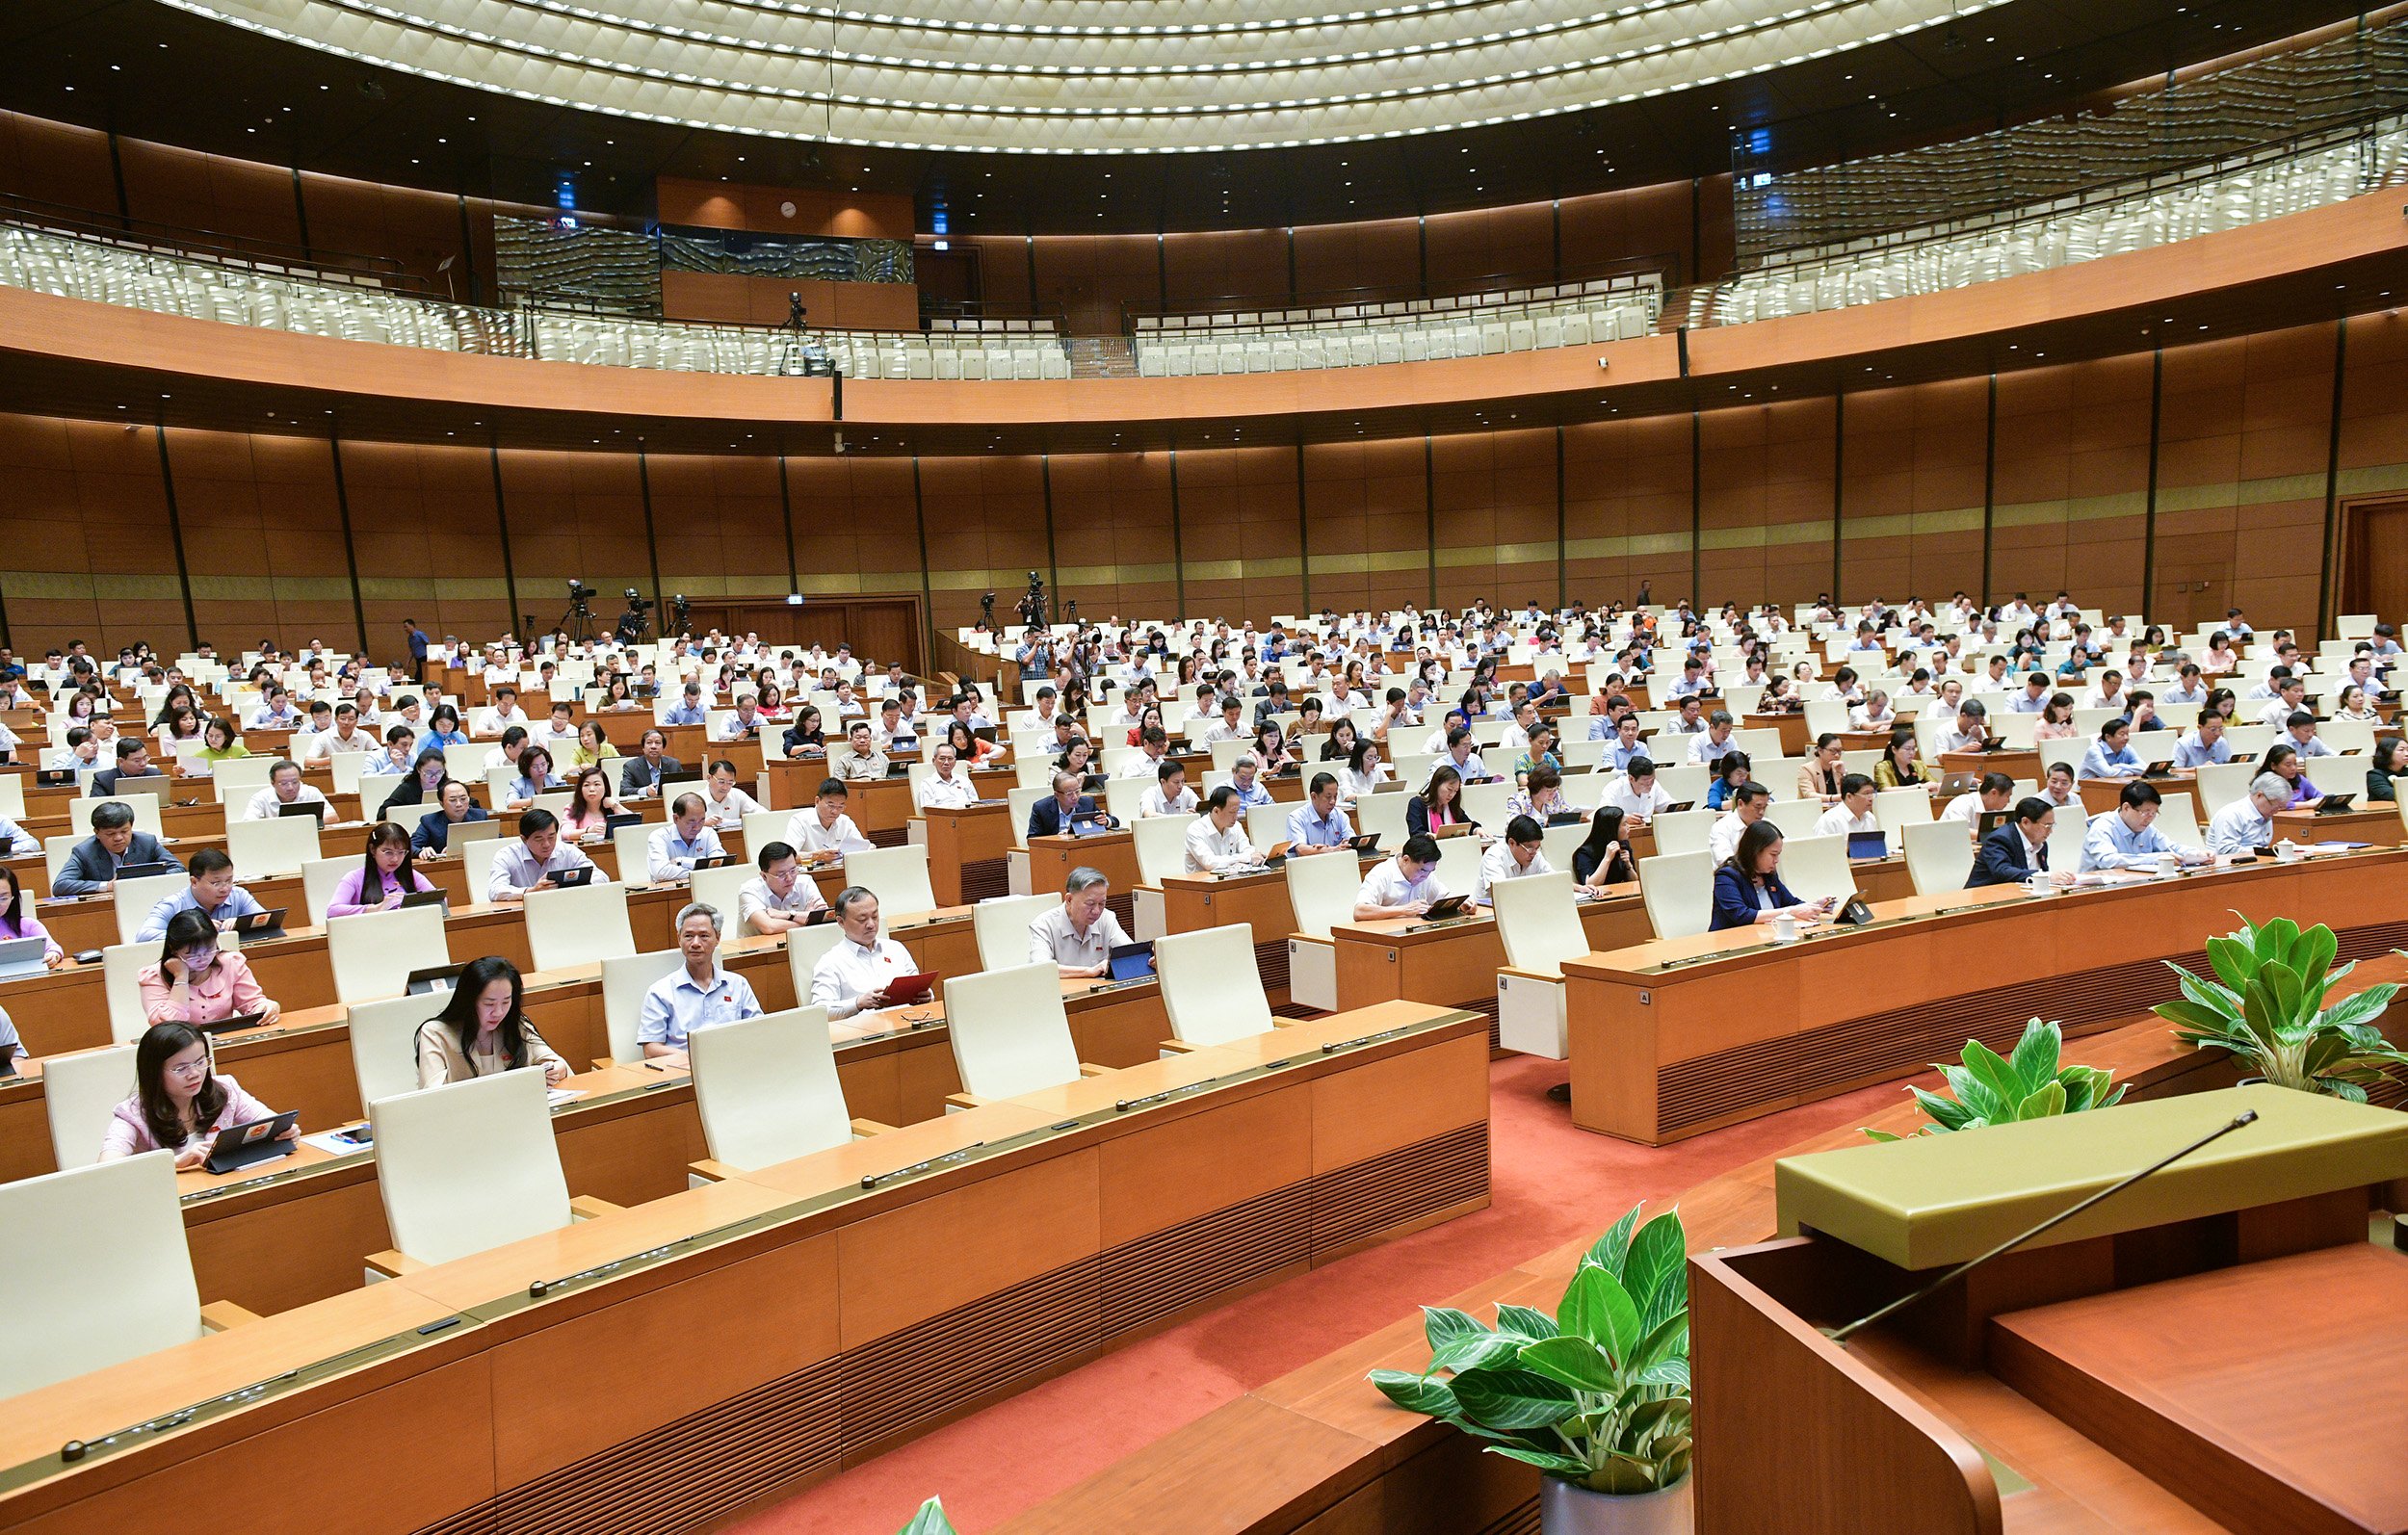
326, 821, 438, 919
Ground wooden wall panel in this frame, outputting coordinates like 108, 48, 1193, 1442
1990, 357, 2152, 611
496, 450, 652, 637
1173, 447, 1301, 623
1052, 451, 1177, 622
1163, 229, 1289, 310
1434, 428, 1556, 610
340, 440, 511, 647
1700, 399, 1835, 611
787, 455, 924, 603
297, 172, 473, 296
1291, 217, 1420, 301
1424, 204, 1554, 293
1557, 181, 1698, 279
118, 140, 302, 250
918, 454, 1049, 631
1563, 415, 1691, 606
645, 451, 791, 600
1906, 377, 1988, 600
964, 236, 1034, 310
0, 109, 117, 221
165, 428, 353, 653
1304, 437, 1426, 617
1030, 234, 1159, 334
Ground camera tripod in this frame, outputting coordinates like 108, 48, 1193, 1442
556, 600, 595, 644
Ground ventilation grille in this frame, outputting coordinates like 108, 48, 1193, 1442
1312, 1121, 1491, 1256
958, 855, 1009, 905
1474, 1501, 1544, 1535
1102, 1182, 1311, 1334
1253, 936, 1291, 997
841, 1257, 1102, 1447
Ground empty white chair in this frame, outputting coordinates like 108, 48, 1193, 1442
691, 1007, 880, 1174
462, 837, 510, 899
326, 905, 449, 1003
846, 845, 938, 917
1155, 924, 1274, 1047
784, 921, 850, 1004
41, 1042, 138, 1167
1778, 833, 1857, 909
112, 871, 189, 946
1649, 808, 1716, 858
1637, 850, 1715, 941
347, 991, 441, 1110
1492, 872, 1587, 1060
523, 883, 636, 973
1128, 817, 1193, 941
974, 892, 1058, 973
2303, 753, 2364, 798
224, 814, 324, 878
943, 961, 1086, 1102
688, 863, 753, 939
368, 1069, 578, 1272
1282, 850, 1363, 1013
301, 854, 356, 924
2195, 760, 2259, 817
1765, 799, 1825, 839
0, 1154, 210, 1399
1902, 820, 1975, 897
2156, 792, 2207, 851
599, 949, 684, 1065
1871, 787, 1935, 839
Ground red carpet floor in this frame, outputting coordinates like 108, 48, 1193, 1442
733, 1056, 1912, 1535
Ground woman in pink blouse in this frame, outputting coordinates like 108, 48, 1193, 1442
138, 909, 280, 1029
0, 864, 64, 967
100, 1019, 297, 1167
326, 821, 437, 918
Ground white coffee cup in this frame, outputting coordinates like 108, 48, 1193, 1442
1773, 912, 1798, 942
2158, 851, 2181, 877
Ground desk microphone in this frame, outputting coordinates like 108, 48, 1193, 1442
1822, 1109, 2256, 1345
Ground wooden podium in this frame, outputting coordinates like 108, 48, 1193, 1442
1690, 1085, 2408, 1534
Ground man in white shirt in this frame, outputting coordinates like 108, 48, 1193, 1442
1602, 759, 1676, 826
1813, 774, 1880, 840
1353, 834, 1451, 920
808, 887, 930, 1020
699, 760, 763, 832
305, 703, 377, 760
786, 777, 867, 856
1935, 700, 1993, 755
1117, 727, 1173, 779
1028, 867, 1133, 978
485, 809, 606, 902
1476, 816, 1553, 902
916, 743, 979, 812
646, 794, 726, 882
1709, 783, 1770, 864
737, 840, 828, 933
635, 903, 764, 1057
1183, 786, 1259, 874
2081, 671, 2127, 713
242, 759, 330, 821
1497, 700, 1539, 753
473, 686, 529, 739
1201, 698, 1250, 746
1140, 761, 1200, 819
2256, 678, 2309, 728
1940, 771, 2014, 826
1687, 711, 1740, 767
2207, 775, 2290, 855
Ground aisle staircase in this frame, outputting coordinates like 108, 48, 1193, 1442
1068, 334, 1140, 378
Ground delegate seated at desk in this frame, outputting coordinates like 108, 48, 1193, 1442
100, 1020, 298, 1167
916, 744, 979, 812
786, 777, 867, 856
411, 777, 489, 854
1184, 788, 1259, 875
2081, 779, 2209, 872
329, 822, 440, 916
637, 903, 764, 1056
739, 841, 828, 934
1029, 868, 1131, 978
1570, 809, 1638, 893
1709, 784, 1769, 864
1600, 759, 1676, 826
486, 808, 606, 902
138, 909, 280, 1028
0, 864, 65, 967
1813, 775, 1879, 840
699, 760, 764, 832
1287, 773, 1355, 852
1476, 817, 1552, 902
136, 848, 268, 942
1141, 761, 1200, 819
1940, 771, 2014, 826
1028, 771, 1099, 840
647, 794, 725, 883
0, 812, 36, 858
1968, 797, 2071, 888
92, 738, 168, 799
1407, 765, 1479, 838
1710, 822, 1836, 930
2078, 717, 2146, 780
809, 888, 931, 1021
1353, 834, 1451, 921
2171, 715, 2233, 768
2207, 774, 2291, 855
53, 800, 185, 898
619, 728, 682, 799
833, 721, 889, 782
414, 955, 572, 1086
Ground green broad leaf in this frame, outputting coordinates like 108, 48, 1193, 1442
1861, 1128, 1903, 1142
2256, 917, 2301, 965
1450, 1367, 1581, 1431
2297, 924, 2338, 991
1495, 1304, 1560, 1342
1621, 1211, 1686, 1320
1630, 1314, 1688, 1373
2097, 1081, 2127, 1109
2321, 985, 2400, 1031
2202, 941, 2256, 992
1423, 1306, 1488, 1355
1480, 1444, 1596, 1477
2156, 999, 2240, 1034
1592, 1451, 1672, 1495
1516, 1336, 1623, 1394
1561, 1264, 1642, 1363
1429, 1328, 1528, 1376
1626, 1396, 1690, 1446
2264, 961, 2306, 1028
1911, 1085, 1981, 1132
2006, 1019, 2061, 1092
1585, 1205, 1642, 1279
1370, 1369, 1462, 1418
1936, 1063, 2006, 1123
2241, 976, 2290, 1051
2325, 1078, 2370, 1104
1631, 1359, 1690, 1392
898, 1496, 957, 1535
1956, 1037, 2023, 1108
2056, 1064, 2109, 1111
2178, 969, 2243, 1020
2014, 1080, 2067, 1121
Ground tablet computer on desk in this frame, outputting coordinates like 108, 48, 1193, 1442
203, 1111, 299, 1175
0, 935, 47, 980
400, 889, 449, 912
197, 1009, 270, 1036
115, 860, 174, 881
229, 908, 287, 944
552, 866, 597, 889
1846, 831, 1888, 861
603, 812, 644, 833
1422, 894, 1474, 921
278, 800, 328, 821
692, 853, 736, 870
1346, 832, 1381, 854
407, 964, 465, 994
1106, 941, 1157, 982
34, 768, 75, 787
2315, 794, 2357, 815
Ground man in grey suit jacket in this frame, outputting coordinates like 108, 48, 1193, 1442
618, 729, 683, 799
52, 800, 184, 898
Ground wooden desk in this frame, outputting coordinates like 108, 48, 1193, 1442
922, 800, 1015, 906
2275, 805, 2404, 847
0, 1002, 1488, 1533
1563, 846, 2408, 1145
1939, 748, 2039, 784
1744, 712, 1809, 756
1333, 889, 1661, 1046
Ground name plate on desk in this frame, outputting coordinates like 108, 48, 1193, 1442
1774, 1084, 2408, 1271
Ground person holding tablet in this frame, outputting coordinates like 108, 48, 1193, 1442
1710, 821, 1834, 931
326, 821, 437, 917
1353, 834, 1451, 921
137, 910, 279, 1029
99, 1020, 297, 1167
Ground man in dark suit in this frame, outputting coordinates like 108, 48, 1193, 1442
91, 738, 167, 799
51, 800, 183, 898
1967, 797, 2069, 889
618, 728, 683, 799
1027, 770, 1101, 841
410, 778, 491, 856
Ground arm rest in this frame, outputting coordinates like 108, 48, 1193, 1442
1159, 1037, 1209, 1054
1076, 1062, 1112, 1078
199, 1299, 263, 1331
849, 1117, 899, 1136
567, 1195, 622, 1220
688, 1158, 743, 1183
366, 1249, 428, 1279
1498, 966, 1566, 985
945, 1092, 992, 1111
590, 1055, 617, 1072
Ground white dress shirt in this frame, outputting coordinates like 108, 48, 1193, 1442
1183, 817, 1257, 874
808, 934, 921, 1020
1140, 784, 1200, 819
701, 785, 762, 831
1601, 778, 1674, 821
916, 770, 979, 811
737, 873, 826, 930
1028, 903, 1132, 968
1357, 858, 1448, 910
1475, 843, 1552, 902
1814, 804, 1878, 838
484, 840, 603, 901
1708, 810, 1750, 865
2207, 798, 2274, 855
785, 810, 865, 855
243, 784, 329, 821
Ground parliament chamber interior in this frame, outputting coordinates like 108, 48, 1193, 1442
6, 0, 2408, 1531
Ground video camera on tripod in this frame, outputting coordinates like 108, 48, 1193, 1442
558, 580, 600, 642
616, 587, 655, 644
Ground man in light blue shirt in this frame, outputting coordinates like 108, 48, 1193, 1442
2282, 713, 2337, 759
662, 682, 709, 727
2080, 780, 2207, 872
2171, 715, 2232, 769
0, 815, 35, 858
647, 793, 727, 882
137, 849, 267, 942
635, 902, 763, 1056
1228, 756, 1276, 811
2004, 673, 2053, 713
2078, 718, 2144, 780
2206, 775, 2288, 854
1286, 773, 1355, 853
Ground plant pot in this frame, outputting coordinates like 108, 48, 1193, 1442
1540, 1473, 1693, 1535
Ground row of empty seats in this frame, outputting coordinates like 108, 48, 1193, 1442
1135, 272, 1662, 333
1135, 298, 1650, 376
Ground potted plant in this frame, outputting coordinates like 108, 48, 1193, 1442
2154, 916, 2408, 1100
896, 1496, 955, 1534
1864, 1018, 2124, 1140
1371, 1203, 1691, 1533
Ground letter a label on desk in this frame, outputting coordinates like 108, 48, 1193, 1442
1638, 991, 1650, 1005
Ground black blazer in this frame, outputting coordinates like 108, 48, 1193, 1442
619, 754, 683, 797
412, 805, 490, 855
1028, 794, 1098, 841
91, 767, 167, 799
1572, 841, 1638, 887
1405, 796, 1479, 840
1967, 824, 2046, 888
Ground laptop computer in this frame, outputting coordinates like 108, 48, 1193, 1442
885, 762, 912, 777
1938, 772, 1981, 794
445, 819, 504, 846
1105, 941, 1157, 982
1846, 830, 1889, 861
406, 963, 465, 994
278, 799, 329, 821
103, 774, 173, 803
0, 935, 48, 981
1977, 809, 2013, 838
229, 908, 287, 945
201, 1110, 299, 1175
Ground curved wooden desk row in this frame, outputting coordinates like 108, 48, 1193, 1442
0, 1002, 1491, 1535
1002, 960, 2408, 1535
0, 909, 998, 1189
1562, 845, 2408, 1145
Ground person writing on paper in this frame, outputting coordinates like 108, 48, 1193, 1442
1029, 866, 1133, 978
327, 821, 437, 917
2080, 780, 2208, 872
138, 909, 280, 1028
414, 955, 571, 1087
1141, 760, 1200, 819
1707, 782, 1769, 865
786, 777, 868, 857
2208, 774, 2292, 856
636, 904, 764, 1058
411, 777, 488, 855
100, 1020, 297, 1167
1813, 774, 1879, 840
1353, 833, 1451, 921
647, 793, 725, 883
1183, 786, 1259, 875
134, 848, 266, 942
1710, 821, 1834, 931
809, 887, 930, 1020
1286, 772, 1355, 853
1967, 798, 2070, 889
738, 842, 827, 934
485, 808, 605, 902
916, 742, 979, 811
1476, 816, 1553, 903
